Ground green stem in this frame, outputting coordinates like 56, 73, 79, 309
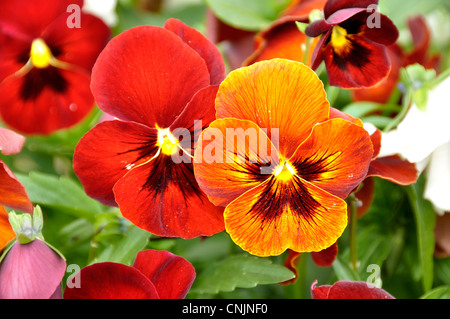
348, 194, 358, 273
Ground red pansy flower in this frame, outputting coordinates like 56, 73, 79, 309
311, 280, 395, 299
63, 250, 195, 299
305, 0, 399, 88
194, 59, 374, 256
0, 0, 110, 134
73, 19, 225, 239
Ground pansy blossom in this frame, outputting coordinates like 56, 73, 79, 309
0, 0, 110, 134
63, 250, 195, 299
73, 19, 226, 239
194, 59, 374, 256
0, 208, 66, 299
305, 0, 399, 88
311, 280, 395, 299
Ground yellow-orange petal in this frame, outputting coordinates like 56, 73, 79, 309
224, 175, 348, 257
0, 205, 15, 250
291, 118, 373, 199
215, 59, 330, 159
194, 118, 279, 207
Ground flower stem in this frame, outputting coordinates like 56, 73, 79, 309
348, 194, 358, 273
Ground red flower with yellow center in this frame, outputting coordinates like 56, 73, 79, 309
193, 59, 374, 256
73, 19, 226, 239
0, 0, 110, 134
305, 0, 399, 88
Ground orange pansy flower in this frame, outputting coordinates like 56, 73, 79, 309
194, 59, 374, 256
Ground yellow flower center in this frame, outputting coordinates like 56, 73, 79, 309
156, 128, 179, 156
273, 161, 297, 182
30, 39, 53, 69
330, 25, 350, 55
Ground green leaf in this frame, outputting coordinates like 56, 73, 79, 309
16, 172, 103, 223
205, 0, 291, 31
420, 286, 450, 299
405, 178, 436, 293
92, 226, 151, 265
191, 254, 295, 294
332, 257, 361, 281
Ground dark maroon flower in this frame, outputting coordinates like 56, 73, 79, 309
305, 0, 399, 88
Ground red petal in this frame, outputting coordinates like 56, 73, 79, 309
368, 155, 418, 185
0, 239, 66, 299
324, 0, 378, 18
63, 262, 159, 299
306, 8, 366, 37
312, 280, 395, 299
352, 44, 404, 103
359, 13, 399, 46
42, 12, 110, 72
322, 35, 391, 88
310, 280, 331, 298
0, 0, 83, 40
352, 177, 375, 218
0, 67, 94, 134
169, 85, 219, 142
164, 18, 225, 85
311, 242, 338, 267
0, 127, 25, 155
133, 250, 196, 299
73, 120, 159, 207
0, 161, 33, 213
280, 250, 301, 285
91, 25, 210, 128
113, 158, 225, 239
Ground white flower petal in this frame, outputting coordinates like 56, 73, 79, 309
83, 0, 118, 27
424, 142, 450, 214
379, 76, 450, 163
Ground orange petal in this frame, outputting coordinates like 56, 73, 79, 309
215, 59, 330, 158
0, 205, 15, 250
194, 118, 279, 207
0, 161, 33, 213
244, 23, 319, 67
291, 118, 373, 199
224, 175, 348, 256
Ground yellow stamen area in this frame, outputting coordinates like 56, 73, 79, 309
330, 25, 350, 55
30, 39, 53, 69
156, 128, 179, 156
273, 161, 297, 182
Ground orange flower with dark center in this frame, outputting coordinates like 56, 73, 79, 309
194, 59, 374, 256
